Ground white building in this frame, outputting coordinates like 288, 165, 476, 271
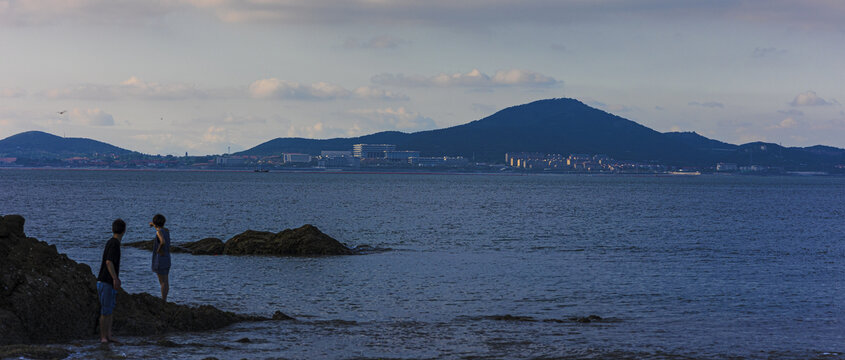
353, 144, 396, 158
282, 153, 312, 164
385, 150, 420, 161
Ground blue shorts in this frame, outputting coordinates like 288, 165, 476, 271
97, 282, 117, 315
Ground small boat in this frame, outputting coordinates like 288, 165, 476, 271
254, 168, 269, 173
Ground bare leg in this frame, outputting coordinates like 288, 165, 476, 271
157, 273, 169, 302
99, 314, 108, 343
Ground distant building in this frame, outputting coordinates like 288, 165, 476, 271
215, 156, 247, 167
353, 144, 396, 158
321, 150, 352, 158
409, 156, 469, 167
385, 150, 420, 161
716, 163, 738, 172
282, 153, 312, 164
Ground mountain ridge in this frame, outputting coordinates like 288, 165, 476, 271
2, 98, 844, 170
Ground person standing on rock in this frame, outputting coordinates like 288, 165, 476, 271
97, 218, 125, 344
150, 214, 171, 302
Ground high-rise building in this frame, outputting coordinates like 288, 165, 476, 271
353, 144, 396, 158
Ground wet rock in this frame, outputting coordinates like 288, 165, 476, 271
223, 225, 354, 256
175, 237, 225, 255
485, 315, 537, 322
0, 344, 70, 360
235, 337, 251, 343
272, 311, 294, 321
114, 292, 264, 336
0, 214, 101, 345
0, 215, 267, 345
568, 315, 603, 323
155, 339, 181, 347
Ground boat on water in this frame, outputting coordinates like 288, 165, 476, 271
254, 168, 269, 173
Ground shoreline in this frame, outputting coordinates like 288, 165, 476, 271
0, 166, 840, 177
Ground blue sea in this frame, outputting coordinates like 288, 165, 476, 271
2, 169, 843, 359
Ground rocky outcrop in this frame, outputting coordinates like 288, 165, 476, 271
0, 215, 101, 345
177, 237, 224, 255
127, 225, 386, 257
0, 215, 286, 345
223, 225, 354, 256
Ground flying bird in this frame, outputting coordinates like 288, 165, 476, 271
57, 110, 66, 115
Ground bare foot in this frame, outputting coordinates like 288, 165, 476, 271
100, 338, 109, 344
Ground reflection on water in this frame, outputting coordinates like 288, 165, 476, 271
3, 169, 844, 359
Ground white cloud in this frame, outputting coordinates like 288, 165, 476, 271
346, 107, 436, 132
69, 108, 115, 126
790, 91, 832, 106
248, 78, 350, 100
776, 117, 798, 129
352, 86, 408, 101
45, 76, 218, 101
371, 69, 559, 88
0, 88, 26, 98
249, 78, 406, 101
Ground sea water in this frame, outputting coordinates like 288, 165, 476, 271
2, 169, 843, 359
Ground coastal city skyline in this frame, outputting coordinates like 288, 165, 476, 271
1, 1, 844, 155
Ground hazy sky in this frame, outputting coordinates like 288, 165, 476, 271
1, 1, 844, 155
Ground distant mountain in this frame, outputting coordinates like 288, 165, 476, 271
0, 131, 135, 158
663, 131, 737, 151
240, 98, 705, 163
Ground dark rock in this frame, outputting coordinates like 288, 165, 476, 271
1, 215, 101, 345
223, 225, 354, 256
176, 237, 224, 255
0, 215, 267, 345
485, 315, 537, 322
155, 339, 181, 347
569, 315, 603, 323
235, 337, 251, 343
0, 344, 70, 360
272, 311, 294, 321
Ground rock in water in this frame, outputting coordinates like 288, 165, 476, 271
223, 225, 353, 256
176, 237, 225, 255
0, 215, 268, 345
0, 214, 100, 345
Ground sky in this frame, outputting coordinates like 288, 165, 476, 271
1, 0, 844, 155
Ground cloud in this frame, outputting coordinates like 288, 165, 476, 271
248, 78, 350, 100
45, 76, 218, 101
752, 47, 787, 58
0, 88, 26, 98
5, 1, 845, 32
688, 101, 725, 108
352, 86, 408, 101
0, 0, 179, 26
346, 107, 436, 132
249, 78, 406, 101
775, 117, 798, 129
372, 69, 559, 88
180, 1, 845, 31
790, 91, 832, 106
343, 35, 407, 49
69, 108, 115, 126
